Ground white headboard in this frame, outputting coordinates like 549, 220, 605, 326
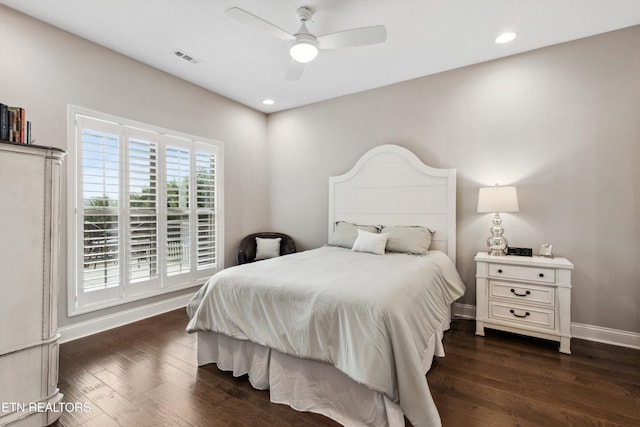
328, 144, 457, 263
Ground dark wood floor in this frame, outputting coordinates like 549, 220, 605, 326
52, 309, 640, 427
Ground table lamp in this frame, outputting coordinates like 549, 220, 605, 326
477, 185, 519, 256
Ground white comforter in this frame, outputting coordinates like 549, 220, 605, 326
186, 246, 465, 427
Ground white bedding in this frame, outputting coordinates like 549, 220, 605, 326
195, 314, 449, 427
186, 246, 465, 426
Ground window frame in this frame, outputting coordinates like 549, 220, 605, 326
67, 105, 224, 316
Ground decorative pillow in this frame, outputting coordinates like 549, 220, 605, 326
351, 229, 389, 255
255, 237, 281, 260
327, 221, 379, 249
381, 226, 433, 255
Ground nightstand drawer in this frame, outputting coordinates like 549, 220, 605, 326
489, 281, 555, 307
488, 301, 555, 330
489, 263, 555, 283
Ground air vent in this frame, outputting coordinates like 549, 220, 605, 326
172, 49, 201, 64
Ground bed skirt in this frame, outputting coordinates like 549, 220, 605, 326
195, 311, 451, 427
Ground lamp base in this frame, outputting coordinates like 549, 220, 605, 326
488, 247, 508, 256
486, 213, 508, 256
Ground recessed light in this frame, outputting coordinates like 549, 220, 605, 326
495, 31, 517, 44
262, 98, 275, 105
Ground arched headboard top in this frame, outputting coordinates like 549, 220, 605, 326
328, 144, 457, 263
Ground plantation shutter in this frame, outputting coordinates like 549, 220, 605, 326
195, 147, 217, 270
70, 106, 223, 314
126, 127, 160, 292
165, 137, 191, 279
76, 115, 121, 306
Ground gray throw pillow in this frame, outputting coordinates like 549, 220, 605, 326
328, 221, 379, 249
381, 226, 433, 255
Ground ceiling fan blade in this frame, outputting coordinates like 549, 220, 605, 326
318, 25, 387, 50
285, 60, 305, 81
226, 7, 295, 42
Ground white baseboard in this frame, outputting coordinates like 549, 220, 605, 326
453, 303, 639, 350
58, 293, 194, 344
570, 323, 640, 350
453, 302, 476, 320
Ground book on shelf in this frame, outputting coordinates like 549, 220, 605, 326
0, 104, 8, 140
8, 106, 20, 142
0, 102, 32, 144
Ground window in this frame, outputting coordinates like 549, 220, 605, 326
68, 106, 223, 315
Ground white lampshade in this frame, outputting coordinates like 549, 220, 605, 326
289, 40, 318, 63
477, 186, 519, 213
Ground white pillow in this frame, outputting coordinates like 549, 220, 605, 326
255, 237, 281, 260
351, 229, 388, 255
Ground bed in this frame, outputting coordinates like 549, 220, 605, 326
186, 144, 465, 427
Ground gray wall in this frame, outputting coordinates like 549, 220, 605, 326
0, 6, 271, 327
2, 4, 638, 334
267, 26, 640, 333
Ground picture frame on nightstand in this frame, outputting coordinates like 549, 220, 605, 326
539, 243, 554, 258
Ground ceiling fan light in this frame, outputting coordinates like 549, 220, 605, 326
290, 40, 318, 63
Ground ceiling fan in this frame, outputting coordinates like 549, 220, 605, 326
226, 6, 387, 80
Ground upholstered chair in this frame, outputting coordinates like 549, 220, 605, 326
236, 232, 297, 264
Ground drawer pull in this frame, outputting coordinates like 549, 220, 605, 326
539, 273, 544, 278
510, 288, 531, 297
510, 309, 530, 318
497, 269, 503, 273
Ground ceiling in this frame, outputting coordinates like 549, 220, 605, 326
2, 0, 640, 113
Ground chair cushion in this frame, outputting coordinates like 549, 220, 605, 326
255, 237, 282, 260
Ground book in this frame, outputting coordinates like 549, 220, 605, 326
0, 104, 8, 140
7, 107, 18, 142
0, 104, 29, 143
19, 108, 26, 143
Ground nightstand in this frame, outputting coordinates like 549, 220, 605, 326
475, 252, 574, 354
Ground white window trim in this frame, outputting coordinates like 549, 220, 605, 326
67, 105, 224, 316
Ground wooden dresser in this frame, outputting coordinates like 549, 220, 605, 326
475, 251, 574, 354
0, 141, 65, 426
